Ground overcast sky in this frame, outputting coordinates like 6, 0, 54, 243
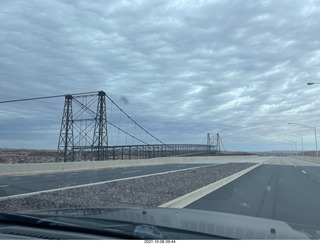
1, 0, 320, 152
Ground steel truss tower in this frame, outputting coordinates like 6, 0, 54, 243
91, 91, 108, 161
57, 95, 74, 162
57, 91, 108, 162
216, 133, 221, 152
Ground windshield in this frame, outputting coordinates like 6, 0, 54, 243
1, 0, 320, 241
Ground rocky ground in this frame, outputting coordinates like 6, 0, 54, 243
0, 149, 58, 164
0, 162, 255, 213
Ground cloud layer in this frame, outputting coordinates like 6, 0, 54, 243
1, 0, 320, 151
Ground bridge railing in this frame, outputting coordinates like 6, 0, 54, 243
67, 144, 216, 162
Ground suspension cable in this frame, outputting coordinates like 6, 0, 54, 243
0, 91, 100, 104
104, 94, 170, 147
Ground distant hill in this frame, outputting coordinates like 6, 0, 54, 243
217, 151, 255, 156
257, 150, 317, 157
0, 148, 58, 164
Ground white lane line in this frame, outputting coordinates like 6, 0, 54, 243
45, 175, 53, 177
0, 185, 9, 188
160, 163, 262, 208
301, 170, 307, 174
122, 170, 141, 174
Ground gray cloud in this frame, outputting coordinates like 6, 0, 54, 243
1, 0, 320, 151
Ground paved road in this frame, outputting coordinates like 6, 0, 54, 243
185, 156, 320, 232
0, 156, 269, 199
0, 163, 213, 198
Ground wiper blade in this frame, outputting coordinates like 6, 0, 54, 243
0, 213, 78, 227
0, 213, 138, 239
0, 212, 230, 240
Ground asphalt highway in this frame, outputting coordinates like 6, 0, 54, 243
185, 156, 320, 230
0, 163, 212, 198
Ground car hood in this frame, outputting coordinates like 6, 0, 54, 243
24, 207, 311, 239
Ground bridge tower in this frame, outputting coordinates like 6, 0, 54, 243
57, 91, 109, 162
91, 91, 108, 161
207, 133, 211, 146
207, 133, 213, 150
57, 94, 74, 162
216, 133, 221, 152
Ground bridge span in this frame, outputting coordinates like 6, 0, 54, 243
0, 91, 221, 163
70, 144, 217, 162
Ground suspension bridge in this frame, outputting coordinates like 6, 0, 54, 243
0, 91, 222, 162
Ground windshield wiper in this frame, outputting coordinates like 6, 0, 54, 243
0, 212, 232, 240
0, 213, 138, 239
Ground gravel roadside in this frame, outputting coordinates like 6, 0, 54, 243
0, 162, 256, 212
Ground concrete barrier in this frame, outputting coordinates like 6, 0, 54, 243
293, 156, 320, 165
0, 155, 266, 176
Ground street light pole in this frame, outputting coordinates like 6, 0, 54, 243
306, 82, 320, 157
283, 139, 297, 155
314, 127, 318, 157
284, 134, 304, 156
288, 123, 318, 157
283, 141, 294, 155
